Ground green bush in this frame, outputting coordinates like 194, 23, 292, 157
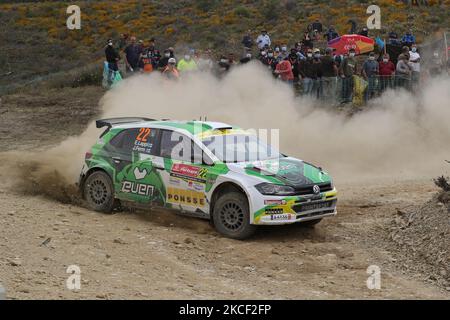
234, 6, 251, 18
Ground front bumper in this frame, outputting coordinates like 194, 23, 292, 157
252, 188, 338, 225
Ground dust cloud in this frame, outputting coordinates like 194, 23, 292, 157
99, 62, 450, 183
2, 62, 449, 201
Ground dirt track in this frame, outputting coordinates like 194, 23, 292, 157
0, 87, 449, 299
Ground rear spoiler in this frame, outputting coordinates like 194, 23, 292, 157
96, 117, 156, 137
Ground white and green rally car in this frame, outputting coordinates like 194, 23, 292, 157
79, 117, 337, 239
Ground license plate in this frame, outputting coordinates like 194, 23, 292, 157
299, 201, 331, 212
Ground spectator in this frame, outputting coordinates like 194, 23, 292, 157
146, 38, 161, 68
359, 27, 369, 37
124, 36, 142, 73
362, 52, 379, 101
339, 48, 357, 103
408, 43, 421, 88
177, 52, 198, 72
273, 47, 281, 61
388, 31, 400, 45
428, 51, 443, 77
325, 26, 339, 42
378, 53, 395, 91
228, 53, 237, 66
275, 58, 294, 85
401, 29, 416, 47
302, 31, 313, 49
139, 40, 154, 73
196, 49, 214, 72
288, 51, 300, 82
258, 49, 267, 61
162, 58, 179, 80
105, 39, 120, 84
158, 49, 172, 70
396, 54, 412, 89
216, 56, 230, 77
320, 48, 338, 103
311, 49, 323, 98
312, 19, 323, 33
299, 49, 316, 95
261, 50, 278, 71
278, 45, 289, 61
256, 30, 271, 50
118, 33, 129, 51
239, 53, 251, 64
242, 30, 254, 51
348, 20, 357, 34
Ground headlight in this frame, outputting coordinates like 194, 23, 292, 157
255, 183, 296, 196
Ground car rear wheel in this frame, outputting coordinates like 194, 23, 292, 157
212, 192, 256, 240
83, 171, 116, 213
298, 218, 322, 228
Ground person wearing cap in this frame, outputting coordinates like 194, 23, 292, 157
321, 47, 339, 103
162, 58, 179, 80
105, 39, 120, 84
256, 30, 271, 50
339, 48, 358, 103
177, 52, 198, 72
124, 36, 142, 73
299, 48, 316, 95
362, 52, 379, 101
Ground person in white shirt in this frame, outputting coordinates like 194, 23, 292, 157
409, 44, 421, 88
256, 30, 271, 50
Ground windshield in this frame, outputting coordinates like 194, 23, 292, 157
201, 134, 283, 163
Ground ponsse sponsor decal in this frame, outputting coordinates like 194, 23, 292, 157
167, 187, 206, 207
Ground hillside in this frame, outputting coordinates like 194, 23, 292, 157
0, 0, 449, 92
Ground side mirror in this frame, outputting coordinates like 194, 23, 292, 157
202, 152, 214, 166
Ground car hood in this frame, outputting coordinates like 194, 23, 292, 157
227, 157, 332, 187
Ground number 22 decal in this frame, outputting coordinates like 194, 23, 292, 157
136, 128, 151, 142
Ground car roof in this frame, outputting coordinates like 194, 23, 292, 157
114, 120, 237, 135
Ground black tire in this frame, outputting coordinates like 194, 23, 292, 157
212, 191, 256, 240
83, 171, 116, 213
298, 218, 322, 228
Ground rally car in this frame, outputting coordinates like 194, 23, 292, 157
79, 117, 337, 239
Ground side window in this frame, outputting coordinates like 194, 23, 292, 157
108, 129, 138, 153
160, 130, 202, 163
108, 128, 158, 155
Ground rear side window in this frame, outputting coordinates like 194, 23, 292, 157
159, 129, 203, 163
109, 128, 158, 155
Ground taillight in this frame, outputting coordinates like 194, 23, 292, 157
85, 152, 93, 160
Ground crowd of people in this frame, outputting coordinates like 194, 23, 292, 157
104, 21, 447, 105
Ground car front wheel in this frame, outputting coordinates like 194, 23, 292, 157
83, 171, 116, 213
212, 192, 256, 240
